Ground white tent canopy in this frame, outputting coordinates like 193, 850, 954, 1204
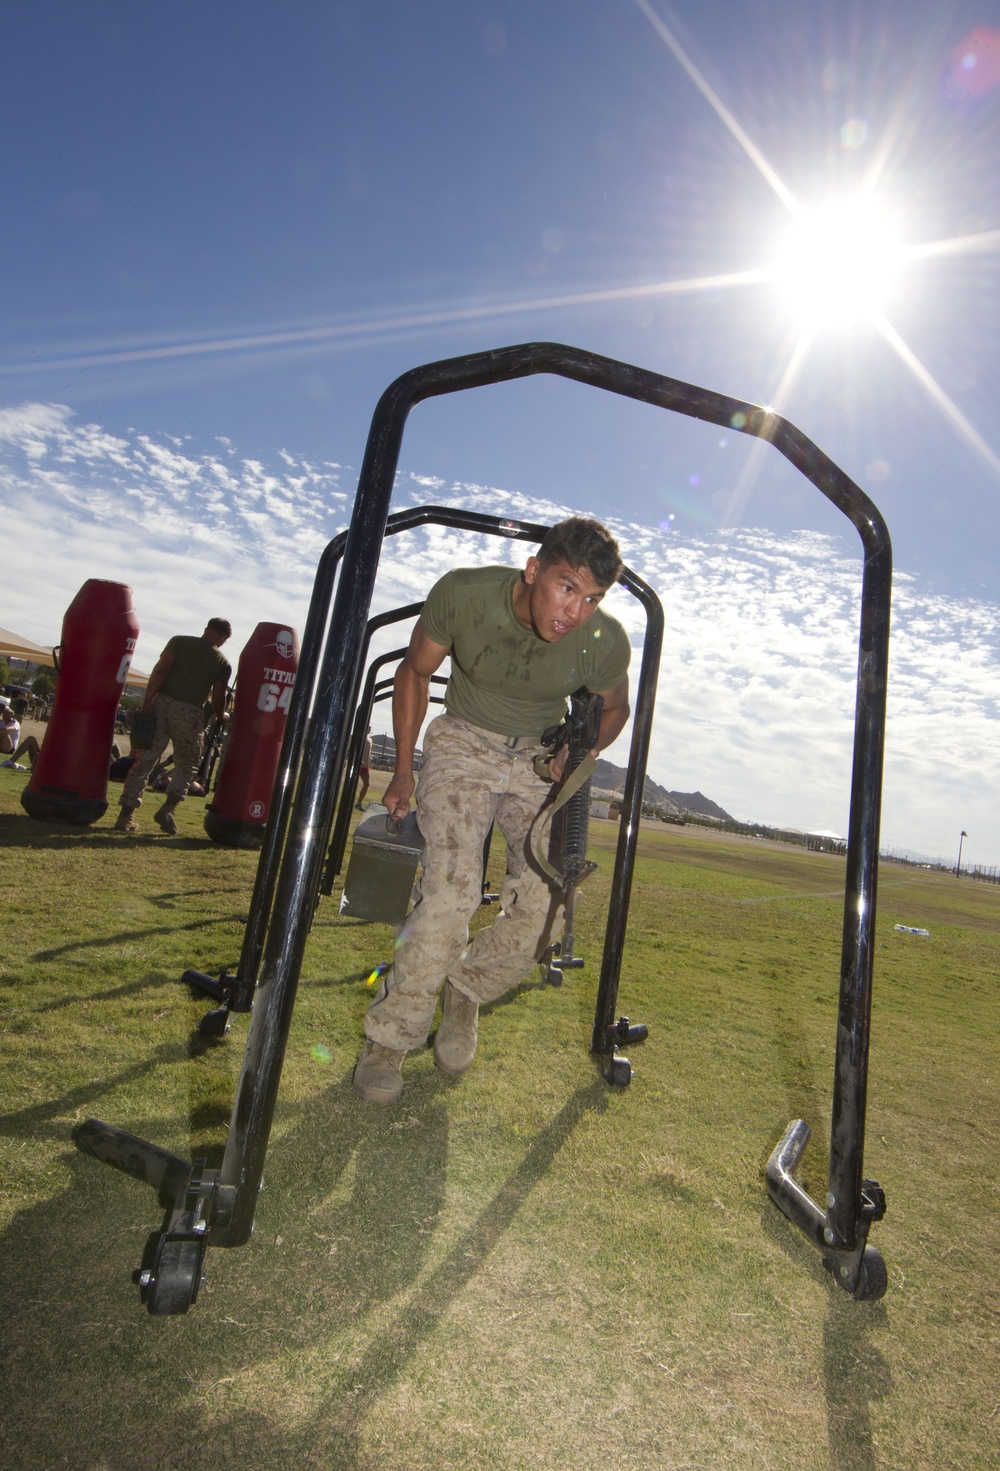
0, 623, 149, 688
0, 624, 55, 666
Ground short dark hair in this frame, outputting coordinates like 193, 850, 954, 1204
537, 517, 622, 588
206, 617, 232, 638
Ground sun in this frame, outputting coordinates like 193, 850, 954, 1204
770, 197, 905, 332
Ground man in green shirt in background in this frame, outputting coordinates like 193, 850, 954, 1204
114, 617, 232, 835
354, 518, 631, 1104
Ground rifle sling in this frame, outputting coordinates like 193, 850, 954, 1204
529, 752, 598, 886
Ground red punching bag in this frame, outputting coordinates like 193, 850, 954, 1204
22, 579, 140, 825
204, 622, 298, 848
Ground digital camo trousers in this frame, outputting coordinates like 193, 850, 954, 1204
363, 714, 563, 1052
120, 693, 206, 807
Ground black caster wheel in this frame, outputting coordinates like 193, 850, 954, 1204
198, 1006, 231, 1037
850, 1246, 888, 1302
604, 1054, 633, 1087
143, 1236, 205, 1315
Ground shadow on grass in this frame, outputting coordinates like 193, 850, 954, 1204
0, 1145, 324, 1471
0, 810, 232, 852
759, 971, 824, 1147
23, 970, 181, 1013
303, 1076, 608, 1465
145, 886, 249, 910
0, 1057, 604, 1470
0, 1039, 191, 1139
823, 1287, 891, 1471
33, 913, 248, 962
759, 1205, 891, 1471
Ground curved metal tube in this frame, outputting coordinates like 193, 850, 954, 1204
765, 1119, 827, 1250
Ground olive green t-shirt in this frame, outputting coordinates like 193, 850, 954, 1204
419, 566, 630, 738
159, 636, 232, 707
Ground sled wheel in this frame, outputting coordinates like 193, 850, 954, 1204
850, 1246, 888, 1302
604, 1055, 632, 1088
198, 1006, 231, 1037
145, 1237, 204, 1315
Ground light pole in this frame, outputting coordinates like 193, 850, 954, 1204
956, 830, 967, 875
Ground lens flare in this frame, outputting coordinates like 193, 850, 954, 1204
839, 118, 868, 151
771, 198, 904, 330
942, 27, 1000, 106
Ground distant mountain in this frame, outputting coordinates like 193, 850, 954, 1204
592, 758, 676, 810
591, 761, 734, 823
666, 790, 734, 823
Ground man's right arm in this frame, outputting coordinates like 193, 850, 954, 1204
382, 622, 450, 820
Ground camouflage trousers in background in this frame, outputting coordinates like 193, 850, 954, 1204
364, 713, 563, 1052
120, 693, 206, 808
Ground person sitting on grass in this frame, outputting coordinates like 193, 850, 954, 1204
0, 697, 20, 756
0, 698, 36, 768
1, 733, 40, 770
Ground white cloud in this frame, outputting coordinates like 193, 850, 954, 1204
1, 402, 998, 863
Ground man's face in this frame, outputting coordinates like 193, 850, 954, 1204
521, 557, 608, 642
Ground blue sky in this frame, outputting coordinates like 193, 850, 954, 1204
2, 0, 999, 866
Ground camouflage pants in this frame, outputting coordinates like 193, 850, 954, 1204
364, 714, 562, 1051
120, 694, 205, 808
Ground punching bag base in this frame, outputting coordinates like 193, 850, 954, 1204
21, 786, 108, 826
204, 806, 265, 849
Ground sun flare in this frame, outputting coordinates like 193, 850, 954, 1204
771, 198, 904, 331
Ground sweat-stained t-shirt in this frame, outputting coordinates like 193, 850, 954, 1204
158, 636, 232, 708
418, 565, 631, 738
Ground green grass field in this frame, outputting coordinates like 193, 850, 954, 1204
1, 765, 998, 1470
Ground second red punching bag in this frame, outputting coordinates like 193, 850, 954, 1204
22, 579, 140, 825
204, 622, 298, 848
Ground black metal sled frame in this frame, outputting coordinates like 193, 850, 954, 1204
74, 341, 890, 1312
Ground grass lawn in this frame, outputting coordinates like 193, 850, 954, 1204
1, 763, 998, 1470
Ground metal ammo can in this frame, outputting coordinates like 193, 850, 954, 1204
339, 809, 424, 925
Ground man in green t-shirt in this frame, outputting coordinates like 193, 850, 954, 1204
114, 618, 232, 836
354, 518, 631, 1104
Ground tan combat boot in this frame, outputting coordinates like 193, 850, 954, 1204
434, 981, 479, 1077
114, 805, 138, 834
353, 1040, 406, 1103
154, 796, 181, 835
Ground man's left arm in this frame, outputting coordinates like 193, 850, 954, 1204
210, 680, 229, 721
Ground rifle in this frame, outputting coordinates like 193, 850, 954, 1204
194, 715, 227, 796
533, 687, 603, 985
